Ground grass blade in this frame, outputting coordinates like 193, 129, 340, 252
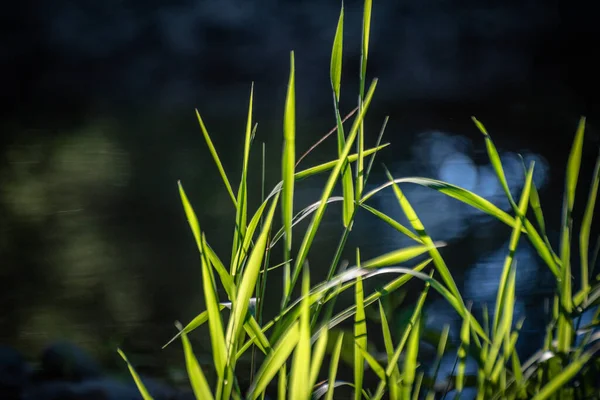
195, 109, 236, 206
379, 301, 400, 399
325, 332, 345, 400
426, 324, 450, 400
290, 266, 312, 400
456, 304, 471, 395
359, 203, 423, 243
579, 151, 600, 301
247, 321, 301, 399
330, 4, 343, 102
179, 324, 215, 400
354, 263, 367, 400
361, 242, 444, 269
356, 0, 372, 200
402, 311, 422, 400
282, 51, 296, 304
117, 349, 154, 400
309, 327, 329, 392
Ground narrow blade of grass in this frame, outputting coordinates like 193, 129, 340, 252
402, 312, 422, 400
195, 109, 236, 206
282, 51, 296, 304
379, 301, 400, 400
117, 349, 154, 400
354, 264, 367, 400
225, 192, 279, 367
356, 0, 372, 200
359, 203, 423, 243
178, 324, 215, 400
456, 304, 471, 395
309, 327, 329, 392
284, 78, 378, 308
426, 324, 450, 400
290, 266, 312, 400
579, 151, 600, 302
247, 321, 301, 399
199, 233, 228, 379
361, 242, 444, 269
325, 332, 345, 400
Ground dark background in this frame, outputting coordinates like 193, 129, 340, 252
1, 0, 599, 389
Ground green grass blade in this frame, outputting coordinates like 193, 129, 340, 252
179, 325, 215, 400
493, 162, 534, 333
325, 332, 345, 400
162, 306, 227, 349
356, 343, 386, 382
284, 78, 378, 308
456, 304, 471, 395
379, 301, 400, 400
231, 84, 255, 278
359, 203, 423, 243
471, 117, 517, 209
329, 2, 355, 228
199, 233, 228, 379
290, 266, 311, 400
354, 261, 367, 400
361, 242, 444, 269
195, 109, 236, 206
361, 176, 560, 277
330, 4, 343, 102
247, 321, 301, 399
117, 349, 154, 400
356, 0, 372, 200
294, 144, 389, 181
579, 151, 600, 301
558, 117, 586, 353
225, 192, 279, 366
282, 51, 296, 304
309, 327, 329, 392
402, 312, 421, 400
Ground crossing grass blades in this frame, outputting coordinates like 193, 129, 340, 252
117, 1, 600, 398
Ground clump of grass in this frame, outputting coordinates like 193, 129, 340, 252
117, 1, 600, 399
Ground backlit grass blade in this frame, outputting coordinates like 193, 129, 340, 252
456, 304, 471, 395
308, 327, 329, 393
330, 3, 355, 228
231, 84, 255, 278
325, 332, 345, 400
402, 311, 422, 400
225, 192, 279, 366
162, 307, 227, 349
359, 203, 423, 243
493, 163, 534, 333
284, 78, 378, 308
354, 264, 367, 400
195, 109, 236, 206
290, 267, 311, 400
471, 117, 517, 209
179, 325, 215, 400
356, 0, 372, 200
361, 176, 560, 277
579, 151, 600, 301
247, 321, 301, 399
360, 242, 444, 269
386, 273, 431, 377
294, 144, 389, 181
282, 51, 296, 303
117, 349, 154, 400
558, 117, 586, 353
199, 233, 227, 380
356, 343, 386, 381
384, 168, 463, 313
379, 301, 400, 399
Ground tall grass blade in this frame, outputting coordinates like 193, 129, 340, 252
282, 51, 296, 303
199, 234, 228, 380
330, 3, 355, 228
326, 332, 345, 400
402, 306, 422, 399
361, 242, 444, 269
195, 109, 236, 206
285, 78, 378, 307
290, 266, 312, 400
354, 258, 367, 400
356, 0, 372, 200
579, 152, 600, 301
308, 327, 329, 393
456, 304, 471, 395
231, 84, 255, 278
558, 117, 586, 353
117, 349, 154, 400
162, 307, 227, 349
247, 321, 301, 399
225, 193, 279, 367
359, 203, 423, 243
493, 162, 534, 333
179, 325, 215, 400
379, 301, 400, 399
426, 324, 450, 400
